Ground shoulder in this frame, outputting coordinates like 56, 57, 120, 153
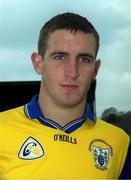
95, 118, 130, 143
0, 106, 24, 125
0, 106, 24, 116
96, 118, 128, 134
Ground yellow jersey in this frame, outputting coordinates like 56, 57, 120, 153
0, 95, 130, 179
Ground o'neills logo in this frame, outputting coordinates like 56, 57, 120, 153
54, 134, 77, 144
89, 139, 113, 170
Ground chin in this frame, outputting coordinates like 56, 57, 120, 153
58, 97, 84, 108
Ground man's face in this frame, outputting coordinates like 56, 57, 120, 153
35, 30, 100, 107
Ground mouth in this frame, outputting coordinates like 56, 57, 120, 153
60, 84, 79, 91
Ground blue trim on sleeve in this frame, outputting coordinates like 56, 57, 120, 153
119, 142, 131, 179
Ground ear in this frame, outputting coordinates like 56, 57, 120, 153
31, 52, 43, 75
93, 59, 101, 79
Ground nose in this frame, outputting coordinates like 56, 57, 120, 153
64, 59, 80, 79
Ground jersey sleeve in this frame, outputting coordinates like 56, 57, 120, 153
119, 142, 131, 179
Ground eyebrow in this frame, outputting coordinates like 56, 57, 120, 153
50, 51, 68, 57
78, 53, 95, 60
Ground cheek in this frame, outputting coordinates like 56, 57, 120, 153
42, 64, 62, 81
79, 69, 95, 88
80, 67, 95, 80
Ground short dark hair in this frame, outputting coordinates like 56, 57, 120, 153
38, 12, 99, 58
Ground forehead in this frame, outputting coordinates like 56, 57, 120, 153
46, 30, 96, 56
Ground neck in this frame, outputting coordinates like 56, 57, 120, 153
38, 91, 86, 127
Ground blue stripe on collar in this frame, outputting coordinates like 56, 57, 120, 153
83, 102, 96, 122
38, 116, 86, 134
38, 116, 62, 130
62, 118, 86, 133
24, 95, 96, 133
24, 95, 43, 119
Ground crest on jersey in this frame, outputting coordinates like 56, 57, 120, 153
18, 136, 44, 160
89, 139, 113, 170
93, 145, 109, 170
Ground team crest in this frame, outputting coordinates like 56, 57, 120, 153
18, 136, 44, 160
89, 139, 113, 170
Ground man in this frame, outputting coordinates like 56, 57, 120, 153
0, 12, 130, 179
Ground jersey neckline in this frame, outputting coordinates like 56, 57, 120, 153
24, 95, 96, 133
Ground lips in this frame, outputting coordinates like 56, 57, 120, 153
61, 84, 79, 91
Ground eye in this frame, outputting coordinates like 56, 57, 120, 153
54, 54, 65, 61
79, 56, 92, 64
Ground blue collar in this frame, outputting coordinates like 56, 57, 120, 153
24, 95, 96, 133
